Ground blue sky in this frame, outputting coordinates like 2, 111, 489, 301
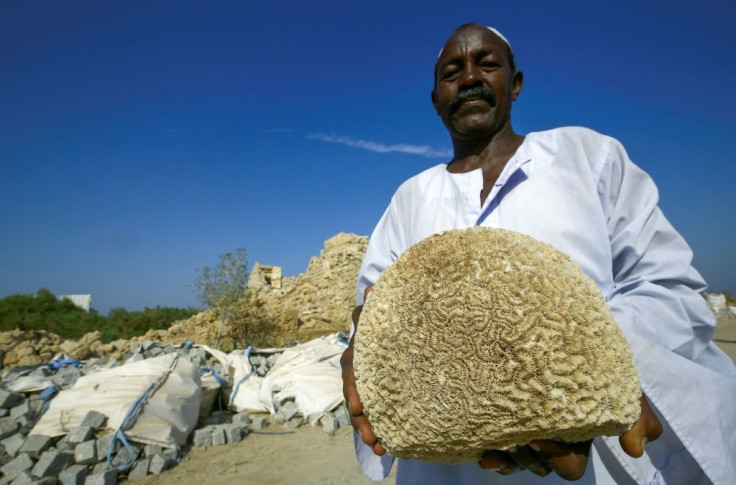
2, 1, 735, 314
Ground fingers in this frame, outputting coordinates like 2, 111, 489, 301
479, 450, 518, 474
340, 331, 385, 456
340, 345, 363, 416
351, 412, 386, 455
529, 440, 592, 481
479, 440, 591, 481
620, 394, 663, 458
506, 446, 552, 477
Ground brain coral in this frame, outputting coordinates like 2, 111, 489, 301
353, 227, 641, 464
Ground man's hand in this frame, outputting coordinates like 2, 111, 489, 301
340, 286, 386, 456
479, 440, 592, 480
478, 393, 663, 481
619, 394, 663, 457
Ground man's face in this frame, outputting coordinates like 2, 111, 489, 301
432, 26, 522, 140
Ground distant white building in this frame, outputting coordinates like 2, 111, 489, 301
56, 294, 93, 312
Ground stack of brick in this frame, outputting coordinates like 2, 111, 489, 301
0, 341, 272, 483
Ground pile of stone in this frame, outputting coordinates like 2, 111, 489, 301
0, 339, 348, 484
706, 292, 736, 319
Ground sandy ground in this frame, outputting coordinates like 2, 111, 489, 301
715, 316, 736, 363
134, 318, 736, 485
132, 425, 397, 485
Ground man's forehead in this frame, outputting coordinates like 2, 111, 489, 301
438, 25, 513, 60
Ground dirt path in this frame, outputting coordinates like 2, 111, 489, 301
132, 425, 396, 485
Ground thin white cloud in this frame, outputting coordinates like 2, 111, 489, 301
308, 133, 451, 159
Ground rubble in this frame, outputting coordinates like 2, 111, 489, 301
0, 334, 354, 483
0, 233, 369, 482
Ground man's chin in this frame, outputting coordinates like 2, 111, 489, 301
451, 124, 497, 140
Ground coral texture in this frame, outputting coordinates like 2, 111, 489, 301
353, 227, 641, 463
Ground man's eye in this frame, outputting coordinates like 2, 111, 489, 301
441, 70, 459, 80
480, 62, 500, 70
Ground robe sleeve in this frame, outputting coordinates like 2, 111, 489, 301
596, 137, 736, 484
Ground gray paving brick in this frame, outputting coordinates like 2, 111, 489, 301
2, 434, 26, 457
80, 411, 107, 431
27, 399, 44, 418
0, 417, 20, 439
59, 464, 89, 485
9, 401, 30, 420
334, 406, 350, 428
232, 412, 250, 424
159, 448, 178, 462
286, 416, 303, 428
18, 434, 53, 459
210, 426, 226, 447
91, 462, 110, 475
127, 457, 150, 479
191, 428, 211, 448
84, 468, 117, 485
34, 477, 59, 485
224, 424, 246, 444
125, 354, 145, 364
56, 434, 74, 452
74, 440, 97, 465
111, 445, 139, 469
251, 416, 268, 429
50, 367, 83, 390
147, 454, 173, 475
204, 410, 227, 426
14, 415, 31, 431
321, 413, 338, 435
142, 444, 162, 457
0, 389, 22, 409
0, 407, 7, 417
95, 435, 120, 463
68, 425, 94, 445
9, 470, 33, 485
278, 401, 298, 421
31, 449, 73, 478
1, 453, 34, 481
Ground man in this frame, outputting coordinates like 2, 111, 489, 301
341, 24, 736, 484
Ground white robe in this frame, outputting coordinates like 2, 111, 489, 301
354, 127, 736, 485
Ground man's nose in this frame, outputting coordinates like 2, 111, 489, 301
458, 63, 482, 86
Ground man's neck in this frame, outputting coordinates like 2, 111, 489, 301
447, 123, 525, 206
447, 123, 524, 176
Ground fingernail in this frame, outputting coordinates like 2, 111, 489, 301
479, 461, 501, 471
529, 442, 541, 452
639, 437, 648, 451
506, 446, 517, 453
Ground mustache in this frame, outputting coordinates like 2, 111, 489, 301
449, 86, 496, 112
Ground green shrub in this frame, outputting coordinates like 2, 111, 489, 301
0, 289, 199, 342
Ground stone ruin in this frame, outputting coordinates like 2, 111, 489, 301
243, 232, 368, 345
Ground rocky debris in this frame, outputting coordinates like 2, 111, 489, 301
0, 335, 354, 483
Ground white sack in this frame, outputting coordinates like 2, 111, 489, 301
259, 333, 347, 421
197, 345, 269, 413
32, 354, 201, 449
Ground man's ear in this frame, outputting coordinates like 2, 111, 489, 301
431, 89, 440, 115
511, 70, 524, 102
